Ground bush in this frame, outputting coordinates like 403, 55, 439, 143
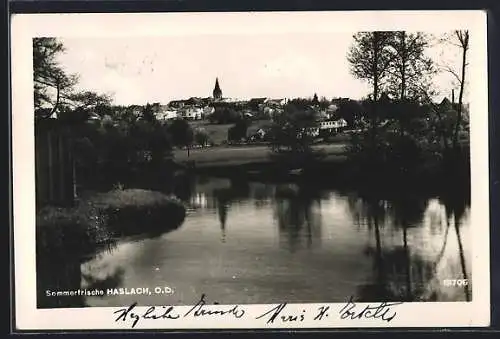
167, 119, 194, 149
88, 189, 186, 236
36, 204, 112, 258
37, 189, 187, 259
209, 107, 240, 124
346, 127, 434, 183
194, 127, 209, 147
228, 119, 249, 143
346, 131, 391, 177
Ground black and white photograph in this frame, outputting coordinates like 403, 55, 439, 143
12, 11, 490, 329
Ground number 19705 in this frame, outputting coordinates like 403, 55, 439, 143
442, 279, 469, 287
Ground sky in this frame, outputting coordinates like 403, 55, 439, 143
56, 32, 463, 106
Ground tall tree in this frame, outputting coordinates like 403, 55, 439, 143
444, 30, 470, 149
386, 32, 435, 101
141, 103, 157, 124
385, 32, 435, 138
168, 119, 194, 156
34, 38, 113, 120
33, 38, 78, 117
347, 32, 395, 135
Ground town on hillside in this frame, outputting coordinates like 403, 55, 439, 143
86, 77, 466, 148
88, 77, 368, 147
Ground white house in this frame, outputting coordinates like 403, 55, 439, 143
304, 127, 320, 138
181, 107, 203, 120
163, 110, 179, 121
156, 106, 178, 121
301, 119, 347, 138
319, 119, 347, 132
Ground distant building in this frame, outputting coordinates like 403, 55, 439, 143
264, 98, 286, 107
200, 97, 214, 106
157, 110, 178, 121
248, 97, 268, 111
319, 119, 347, 132
221, 97, 243, 103
439, 97, 452, 109
249, 97, 267, 105
128, 105, 143, 117
326, 104, 338, 113
213, 77, 223, 100
156, 105, 178, 121
168, 100, 188, 109
180, 107, 203, 120
185, 97, 203, 106
303, 118, 348, 138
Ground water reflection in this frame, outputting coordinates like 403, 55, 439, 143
36, 242, 119, 308
348, 191, 471, 302
173, 172, 196, 202
216, 196, 229, 243
36, 252, 86, 308
82, 264, 125, 292
440, 189, 470, 301
37, 175, 472, 308
273, 184, 323, 252
186, 177, 277, 242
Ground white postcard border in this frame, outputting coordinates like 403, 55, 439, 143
11, 10, 490, 330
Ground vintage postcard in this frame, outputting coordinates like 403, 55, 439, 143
11, 10, 490, 330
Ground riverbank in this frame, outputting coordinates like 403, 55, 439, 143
37, 188, 186, 260
172, 142, 469, 196
173, 143, 347, 168
36, 188, 186, 308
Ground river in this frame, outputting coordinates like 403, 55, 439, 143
72, 175, 472, 307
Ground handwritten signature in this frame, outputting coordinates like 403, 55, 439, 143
113, 302, 180, 328
113, 295, 403, 328
339, 296, 403, 322
113, 294, 244, 328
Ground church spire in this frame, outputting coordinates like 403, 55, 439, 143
213, 77, 222, 100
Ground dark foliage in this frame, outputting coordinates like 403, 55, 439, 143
228, 119, 250, 142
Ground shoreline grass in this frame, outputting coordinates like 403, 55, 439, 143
88, 188, 186, 237
37, 188, 187, 261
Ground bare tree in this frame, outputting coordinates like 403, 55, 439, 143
449, 30, 470, 149
426, 30, 470, 152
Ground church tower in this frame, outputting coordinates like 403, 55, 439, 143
213, 77, 222, 100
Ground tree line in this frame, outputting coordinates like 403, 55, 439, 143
345, 30, 470, 180
347, 30, 469, 150
34, 38, 209, 189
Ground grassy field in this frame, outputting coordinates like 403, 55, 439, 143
174, 143, 348, 167
185, 119, 350, 167
189, 121, 232, 145
189, 120, 273, 145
